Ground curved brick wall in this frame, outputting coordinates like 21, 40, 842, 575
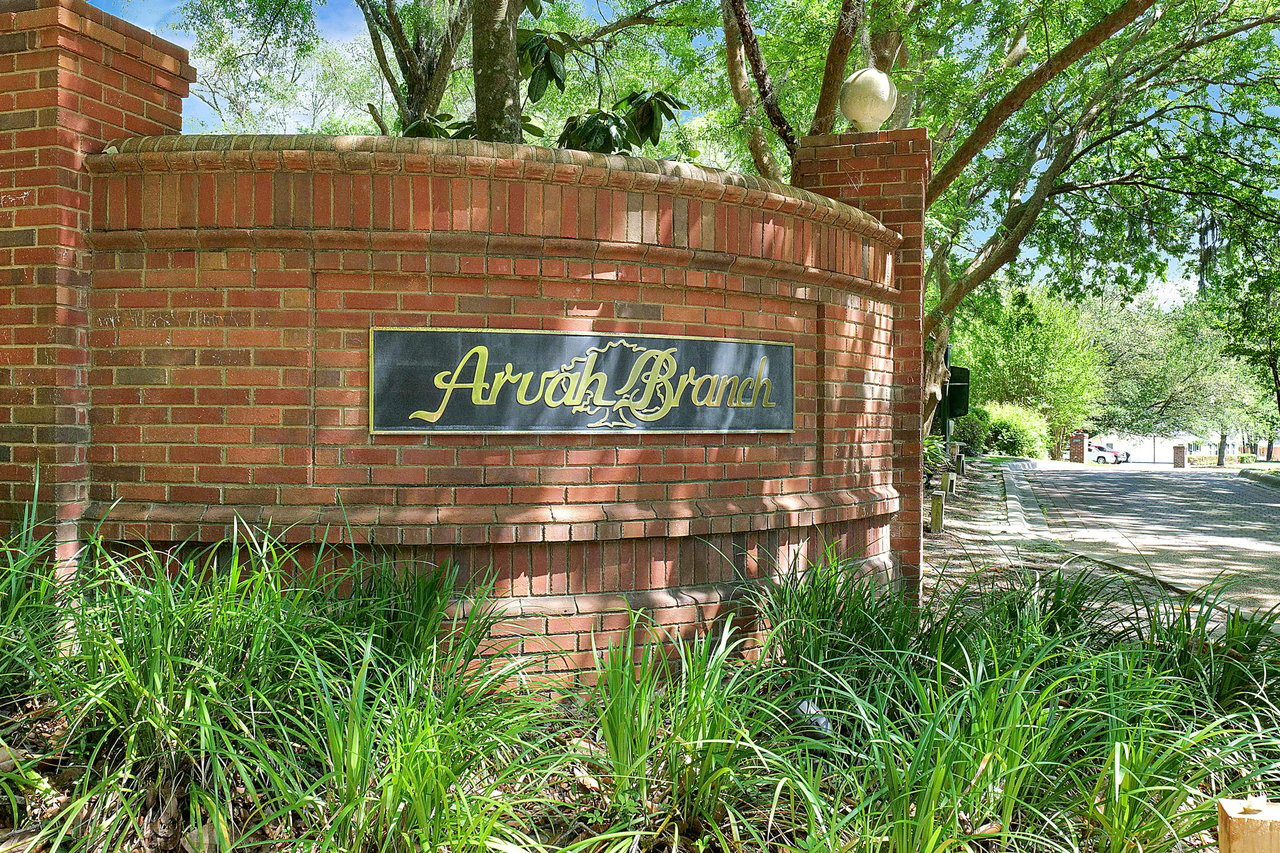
2, 0, 928, 665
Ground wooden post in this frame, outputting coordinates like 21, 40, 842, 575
955, 453, 966, 477
929, 491, 945, 533
1220, 798, 1280, 853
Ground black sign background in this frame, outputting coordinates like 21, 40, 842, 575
370, 328, 795, 434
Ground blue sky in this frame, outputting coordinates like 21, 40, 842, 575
98, 0, 371, 128
99, 0, 368, 43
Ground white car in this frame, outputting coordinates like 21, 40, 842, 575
1089, 444, 1122, 464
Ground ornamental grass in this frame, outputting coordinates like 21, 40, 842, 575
1, 524, 1278, 852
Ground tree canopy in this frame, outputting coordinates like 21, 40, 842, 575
177, 0, 1280, 428
952, 286, 1102, 455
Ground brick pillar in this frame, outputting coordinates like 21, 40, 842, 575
1173, 445, 1187, 469
1069, 431, 1088, 464
0, 0, 193, 557
793, 128, 931, 588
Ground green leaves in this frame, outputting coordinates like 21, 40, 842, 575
518, 29, 573, 104
614, 90, 688, 146
403, 113, 544, 140
554, 109, 634, 154
555, 90, 691, 154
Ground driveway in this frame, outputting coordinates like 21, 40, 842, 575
1018, 463, 1280, 612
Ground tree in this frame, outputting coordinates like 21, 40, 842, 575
951, 286, 1102, 457
180, 0, 1280, 415
1086, 297, 1272, 455
181, 0, 696, 146
179, 0, 323, 131
1203, 233, 1280, 437
710, 0, 1280, 430
1194, 356, 1270, 466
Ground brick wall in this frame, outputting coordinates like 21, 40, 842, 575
793, 129, 931, 588
0, 0, 192, 562
82, 136, 902, 557
1, 0, 930, 651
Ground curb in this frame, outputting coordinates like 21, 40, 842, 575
1238, 468, 1280, 492
999, 461, 1051, 537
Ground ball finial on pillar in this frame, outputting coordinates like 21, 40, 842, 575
839, 67, 898, 132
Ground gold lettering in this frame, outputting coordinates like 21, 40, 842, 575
690, 374, 722, 407
410, 345, 491, 423
760, 378, 775, 408
488, 363, 520, 402
544, 371, 580, 407
672, 368, 696, 408
515, 370, 556, 405
570, 351, 614, 409
614, 348, 678, 421
731, 376, 754, 408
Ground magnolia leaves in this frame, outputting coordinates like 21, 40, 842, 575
555, 91, 690, 155
519, 29, 572, 104
403, 113, 545, 139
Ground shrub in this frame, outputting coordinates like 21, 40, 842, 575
1239, 453, 1257, 464
923, 434, 949, 481
985, 402, 1051, 458
952, 405, 991, 454
1189, 454, 1222, 467
7, 529, 1280, 853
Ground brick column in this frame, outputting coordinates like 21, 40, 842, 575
0, 0, 193, 556
793, 128, 931, 587
1069, 431, 1088, 464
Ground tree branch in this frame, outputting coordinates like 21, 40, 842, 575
424, 0, 472, 114
354, 0, 411, 124
926, 0, 1156, 208
577, 0, 682, 46
367, 102, 390, 134
726, 0, 798, 157
721, 0, 782, 181
925, 116, 1098, 337
808, 0, 861, 137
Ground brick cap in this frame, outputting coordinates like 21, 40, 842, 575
3, 0, 196, 81
798, 127, 931, 148
92, 133, 893, 240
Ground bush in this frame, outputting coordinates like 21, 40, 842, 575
1190, 454, 1223, 467
985, 402, 1051, 458
1239, 453, 1257, 464
952, 405, 991, 454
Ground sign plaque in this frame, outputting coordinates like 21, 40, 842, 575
370, 328, 794, 434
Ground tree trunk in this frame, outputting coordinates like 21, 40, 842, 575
1217, 431, 1228, 467
721, 0, 783, 182
472, 0, 524, 143
726, 0, 798, 158
807, 0, 861, 137
1270, 356, 1280, 427
1268, 438, 1274, 462
920, 324, 950, 436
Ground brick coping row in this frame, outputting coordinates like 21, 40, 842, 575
85, 135, 899, 248
87, 228, 901, 302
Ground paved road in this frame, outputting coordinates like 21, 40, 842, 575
1021, 463, 1280, 612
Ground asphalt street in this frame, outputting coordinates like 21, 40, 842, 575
1020, 463, 1280, 612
